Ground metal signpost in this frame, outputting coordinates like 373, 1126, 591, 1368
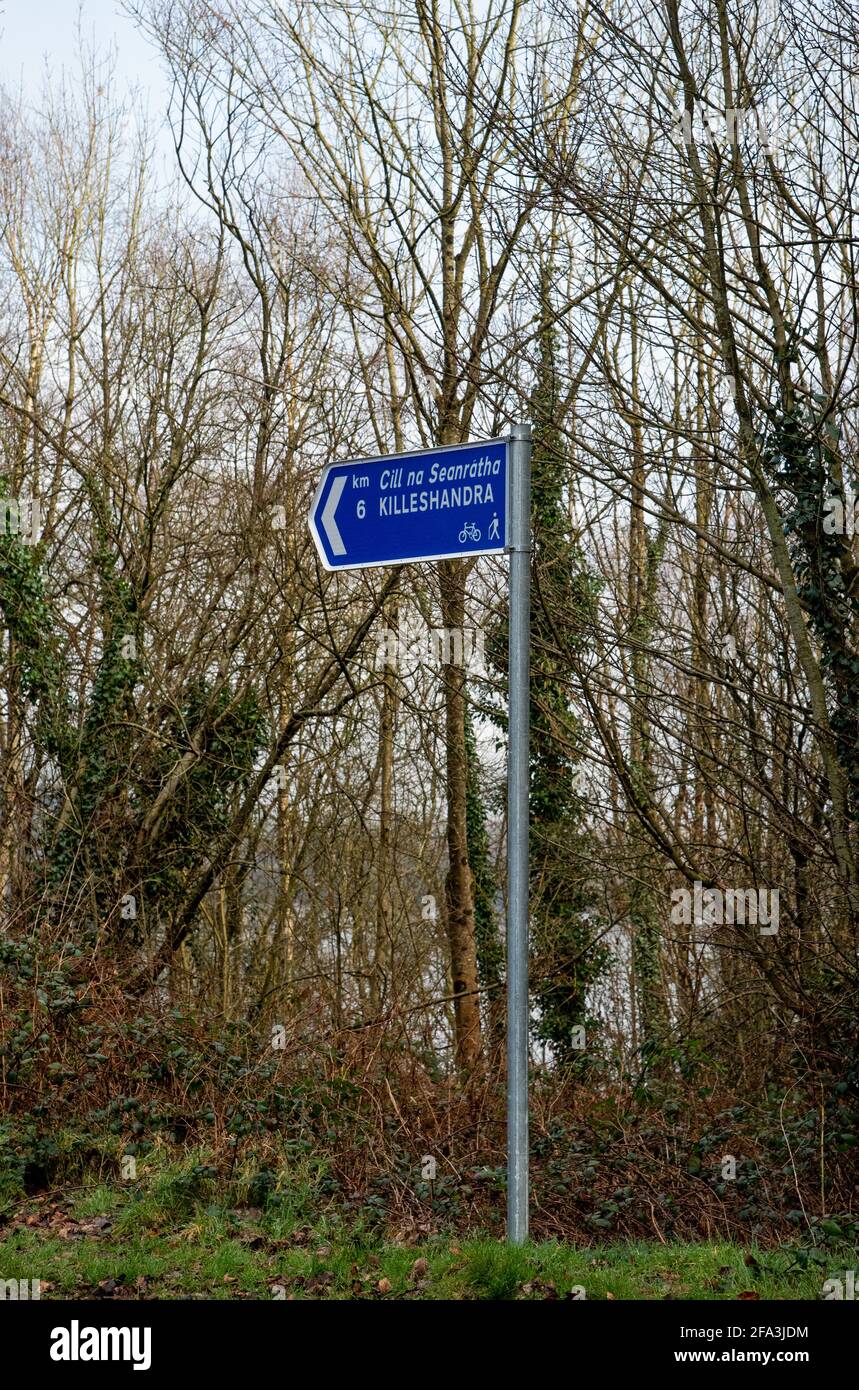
309, 425, 532, 1242
505, 423, 531, 1243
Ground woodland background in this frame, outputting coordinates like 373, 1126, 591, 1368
0, 0, 856, 1248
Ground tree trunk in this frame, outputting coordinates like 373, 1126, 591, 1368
439, 557, 482, 1073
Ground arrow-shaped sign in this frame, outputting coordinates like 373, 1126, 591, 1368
308, 438, 508, 571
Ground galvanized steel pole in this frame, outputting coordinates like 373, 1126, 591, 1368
506, 422, 532, 1244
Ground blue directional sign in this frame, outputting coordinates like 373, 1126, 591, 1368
308, 438, 508, 570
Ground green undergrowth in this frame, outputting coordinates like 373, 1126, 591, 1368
0, 1151, 851, 1301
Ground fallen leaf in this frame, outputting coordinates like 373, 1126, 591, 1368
410, 1257, 429, 1281
737, 1291, 760, 1300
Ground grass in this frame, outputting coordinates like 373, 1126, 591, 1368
0, 1226, 836, 1300
0, 1213, 841, 1300
0, 1150, 850, 1300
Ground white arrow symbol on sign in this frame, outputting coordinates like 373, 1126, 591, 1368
321, 475, 347, 555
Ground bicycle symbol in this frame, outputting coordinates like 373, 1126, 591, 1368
458, 522, 481, 544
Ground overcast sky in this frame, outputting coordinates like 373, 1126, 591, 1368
0, 1, 168, 115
